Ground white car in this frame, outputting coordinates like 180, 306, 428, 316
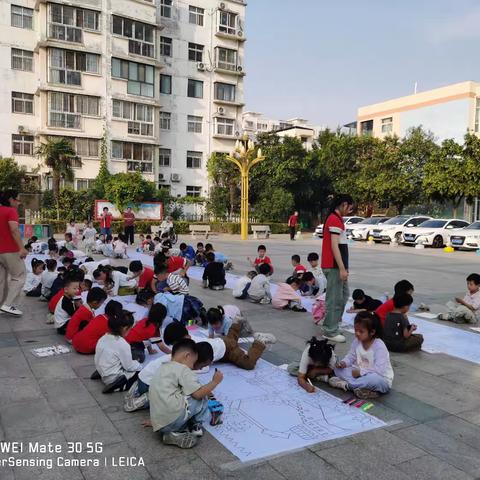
313, 216, 364, 238
346, 217, 390, 241
449, 221, 480, 250
402, 219, 470, 248
371, 215, 431, 243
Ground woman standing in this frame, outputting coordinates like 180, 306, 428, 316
0, 190, 28, 316
123, 207, 135, 245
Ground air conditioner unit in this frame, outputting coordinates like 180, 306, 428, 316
236, 65, 243, 73
18, 125, 25, 133
170, 173, 181, 182
219, 2, 226, 10
197, 62, 206, 71
158, 173, 166, 182
217, 106, 225, 115
235, 131, 241, 137
237, 30, 244, 37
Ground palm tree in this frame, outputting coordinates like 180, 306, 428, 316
35, 137, 79, 219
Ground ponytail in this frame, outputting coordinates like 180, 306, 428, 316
354, 311, 383, 339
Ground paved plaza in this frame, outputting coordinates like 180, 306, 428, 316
1, 235, 480, 479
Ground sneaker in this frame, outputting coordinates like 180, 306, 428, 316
259, 297, 271, 305
162, 431, 197, 449
354, 388, 379, 399
314, 374, 330, 384
253, 332, 277, 346
323, 334, 346, 343
124, 380, 139, 402
189, 423, 204, 437
437, 313, 451, 321
90, 370, 101, 380
124, 392, 149, 412
39, 296, 48, 302
291, 305, 307, 312
45, 313, 54, 324
0, 305, 22, 316
328, 376, 349, 391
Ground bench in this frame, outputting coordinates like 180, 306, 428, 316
189, 224, 211, 239
251, 225, 271, 239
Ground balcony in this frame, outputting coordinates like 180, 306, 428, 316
215, 12, 246, 42
214, 61, 245, 76
48, 112, 81, 130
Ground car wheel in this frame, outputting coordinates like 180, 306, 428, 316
394, 232, 402, 242
432, 235, 444, 248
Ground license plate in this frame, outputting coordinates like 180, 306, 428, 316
373, 232, 381, 237
451, 238, 463, 245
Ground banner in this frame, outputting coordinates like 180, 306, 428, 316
94, 200, 163, 220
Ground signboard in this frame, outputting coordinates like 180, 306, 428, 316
94, 200, 163, 220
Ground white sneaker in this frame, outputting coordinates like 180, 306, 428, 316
162, 431, 197, 449
323, 334, 346, 343
253, 332, 277, 345
123, 392, 149, 412
1, 305, 22, 316
328, 376, 349, 391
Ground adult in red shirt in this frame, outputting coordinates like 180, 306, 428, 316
0, 190, 28, 316
288, 211, 299, 241
123, 207, 135, 245
100, 206, 113, 236
321, 194, 354, 343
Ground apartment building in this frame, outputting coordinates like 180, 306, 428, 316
0, 0, 246, 198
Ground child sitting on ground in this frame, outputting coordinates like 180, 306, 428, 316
202, 252, 226, 290
93, 234, 105, 253
102, 235, 115, 257
205, 243, 232, 270
329, 311, 394, 399
40, 259, 58, 301
129, 260, 154, 292
248, 263, 272, 304
272, 277, 306, 311
146, 339, 224, 449
66, 287, 107, 342
153, 265, 189, 295
124, 290, 155, 323
438, 273, 480, 324
247, 245, 274, 273
195, 242, 206, 265
83, 221, 97, 255
113, 233, 129, 259
80, 278, 93, 303
94, 310, 142, 394
299, 272, 317, 296
179, 243, 196, 266
66, 221, 79, 246
347, 289, 383, 313
375, 279, 414, 326
291, 254, 307, 276
384, 293, 423, 352
64, 232, 75, 251
232, 271, 257, 299
24, 258, 45, 297
54, 276, 81, 335
207, 305, 241, 338
288, 337, 336, 393
307, 253, 327, 295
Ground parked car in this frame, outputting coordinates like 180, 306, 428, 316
402, 219, 470, 248
371, 215, 431, 243
449, 221, 480, 250
347, 217, 390, 241
313, 216, 364, 238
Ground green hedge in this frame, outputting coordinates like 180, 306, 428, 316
41, 220, 289, 235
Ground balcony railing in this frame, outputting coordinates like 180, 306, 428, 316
48, 23, 82, 43
49, 112, 81, 129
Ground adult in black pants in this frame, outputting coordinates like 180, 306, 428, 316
123, 207, 135, 245
288, 211, 299, 241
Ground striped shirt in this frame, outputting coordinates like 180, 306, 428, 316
167, 273, 189, 295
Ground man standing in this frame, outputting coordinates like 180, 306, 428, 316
0, 190, 28, 316
100, 206, 113, 236
123, 207, 135, 245
288, 211, 299, 241
321, 194, 354, 343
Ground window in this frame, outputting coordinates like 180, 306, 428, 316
360, 120, 373, 136
112, 16, 155, 58
160, 37, 172, 57
216, 118, 235, 136
189, 6, 204, 26
11, 5, 33, 29
186, 185, 201, 197
187, 79, 203, 98
187, 115, 202, 133
111, 58, 154, 97
381, 117, 393, 134
48, 48, 100, 85
258, 122, 268, 130
48, 4, 99, 43
160, 111, 171, 130
160, 74, 172, 94
11, 48, 33, 72
12, 92, 34, 114
12, 134, 34, 155
159, 148, 171, 167
186, 151, 202, 169
188, 43, 204, 62
215, 82, 235, 102
218, 11, 237, 35
112, 100, 154, 136
111, 141, 154, 172
76, 178, 95, 190
215, 47, 237, 71
75, 138, 99, 157
160, 0, 172, 18
48, 92, 100, 128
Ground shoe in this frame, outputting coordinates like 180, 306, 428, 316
323, 334, 346, 343
328, 376, 349, 391
259, 297, 271, 305
291, 305, 307, 312
354, 388, 379, 399
124, 380, 139, 402
437, 313, 451, 321
45, 313, 54, 324
0, 305, 22, 316
314, 374, 330, 384
102, 375, 127, 394
124, 392, 149, 412
90, 370, 101, 380
39, 296, 48, 302
253, 332, 277, 345
189, 423, 204, 437
162, 431, 197, 449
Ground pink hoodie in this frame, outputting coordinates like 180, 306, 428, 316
272, 283, 302, 309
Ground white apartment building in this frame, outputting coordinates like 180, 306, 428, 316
0, 0, 246, 198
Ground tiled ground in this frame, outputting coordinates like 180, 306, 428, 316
1, 235, 480, 479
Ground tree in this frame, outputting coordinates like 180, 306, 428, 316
253, 187, 295, 222
0, 157, 29, 191
41, 188, 94, 221
104, 172, 155, 212
35, 137, 77, 219
461, 132, 480, 202
91, 130, 111, 199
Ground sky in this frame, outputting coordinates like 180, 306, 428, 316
244, 0, 480, 128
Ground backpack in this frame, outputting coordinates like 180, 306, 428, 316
312, 298, 326, 325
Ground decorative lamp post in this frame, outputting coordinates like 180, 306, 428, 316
226, 134, 265, 240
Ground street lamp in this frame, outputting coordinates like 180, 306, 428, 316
226, 133, 266, 240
